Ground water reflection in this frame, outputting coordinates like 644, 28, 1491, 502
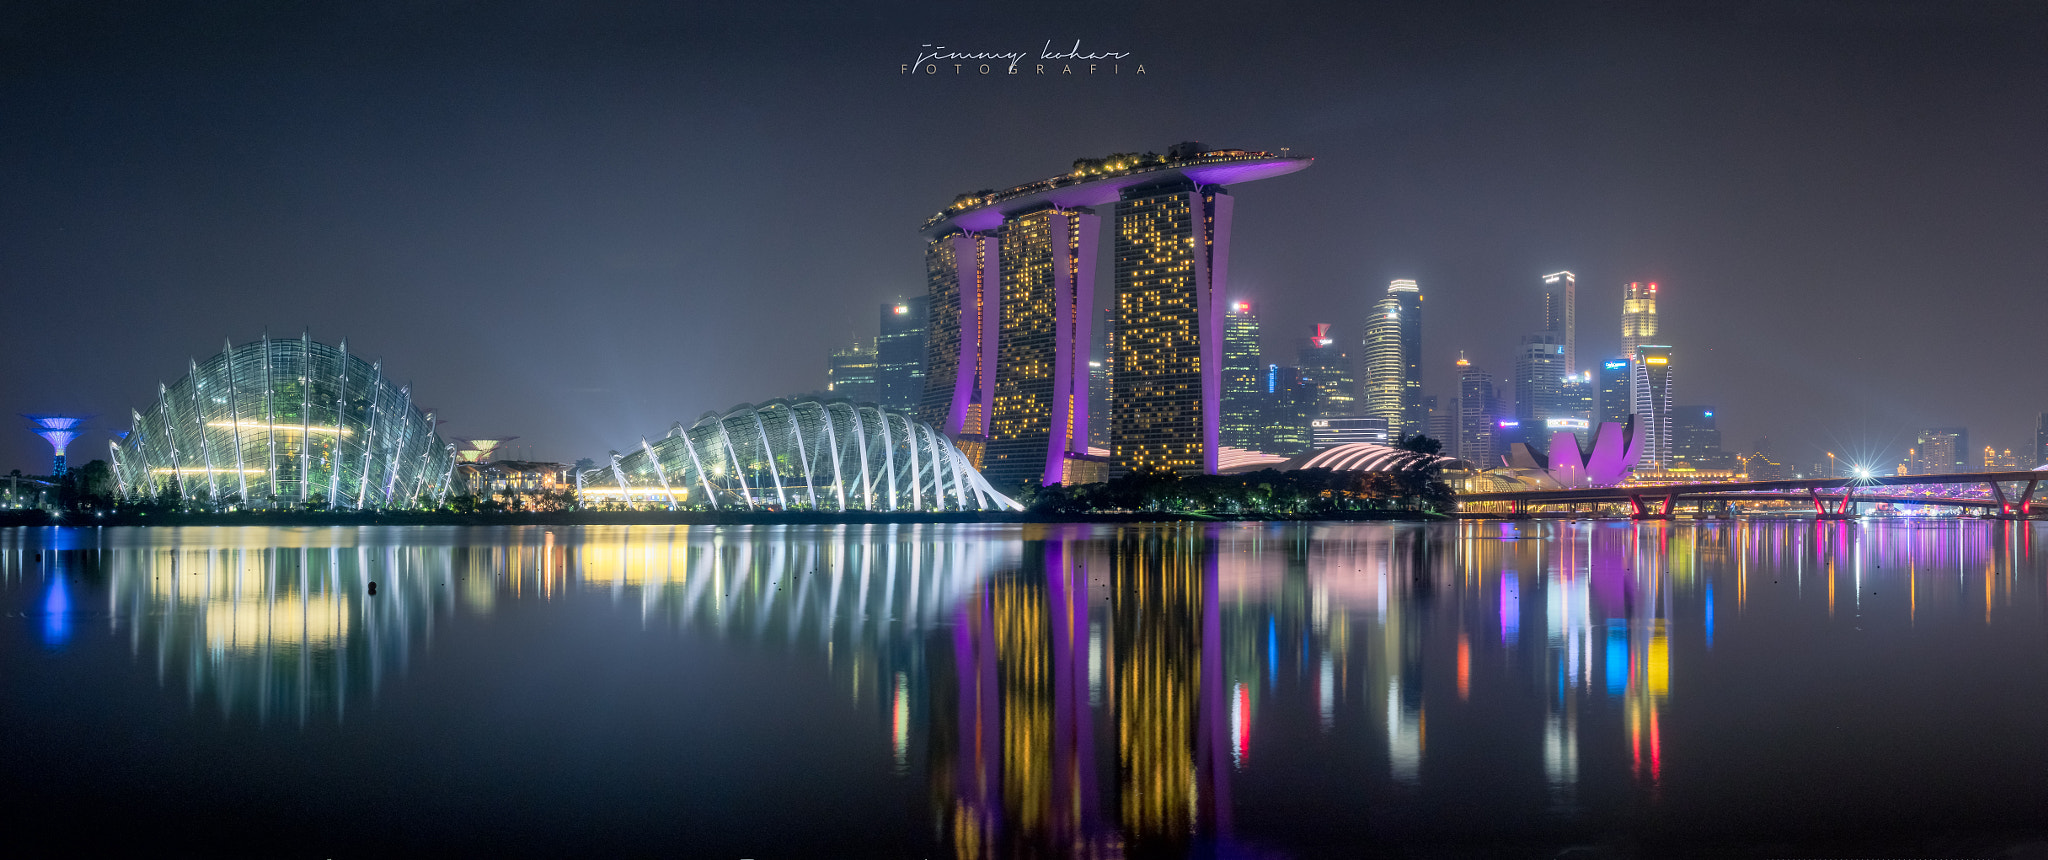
2, 519, 2043, 855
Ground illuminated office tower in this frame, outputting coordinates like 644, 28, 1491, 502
23, 414, 86, 476
924, 144, 1310, 481
875, 297, 929, 410
1597, 357, 1631, 426
1457, 357, 1497, 466
1630, 345, 1674, 469
1621, 281, 1658, 360
1298, 324, 1355, 419
1221, 301, 1263, 448
827, 339, 878, 403
1513, 333, 1566, 427
1560, 372, 1594, 423
982, 207, 1101, 489
1542, 271, 1576, 375
1364, 280, 1422, 435
1262, 364, 1313, 455
1392, 280, 1424, 433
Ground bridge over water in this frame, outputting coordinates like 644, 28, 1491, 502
1460, 470, 2045, 520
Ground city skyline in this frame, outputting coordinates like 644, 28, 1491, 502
1, 2, 2044, 475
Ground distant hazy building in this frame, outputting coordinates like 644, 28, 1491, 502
1742, 438, 1783, 481
827, 339, 879, 403
1424, 395, 1457, 449
2037, 412, 2048, 467
1542, 271, 1576, 375
1671, 405, 1733, 469
1983, 446, 2020, 471
1908, 427, 1968, 475
1298, 324, 1355, 419
1262, 364, 1313, 455
1621, 281, 1659, 360
1631, 344, 1674, 469
875, 297, 929, 410
1364, 279, 1422, 435
1221, 301, 1263, 449
1311, 416, 1389, 447
1597, 357, 1631, 426
1457, 357, 1498, 466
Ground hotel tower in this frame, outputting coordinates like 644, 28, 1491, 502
920, 143, 1310, 486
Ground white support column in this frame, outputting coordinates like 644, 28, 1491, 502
847, 404, 874, 510
355, 361, 383, 509
716, 415, 756, 510
750, 410, 789, 509
876, 407, 898, 511
678, 424, 720, 510
329, 340, 348, 509
110, 441, 127, 498
300, 331, 311, 504
899, 413, 924, 510
610, 452, 633, 504
189, 359, 220, 504
159, 386, 189, 500
787, 404, 819, 510
820, 404, 847, 511
408, 417, 436, 506
223, 339, 250, 504
381, 385, 412, 504
643, 437, 680, 509
262, 334, 279, 503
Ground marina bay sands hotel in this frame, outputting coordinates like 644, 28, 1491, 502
917, 142, 1311, 489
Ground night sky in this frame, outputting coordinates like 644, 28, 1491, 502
3, 0, 2043, 475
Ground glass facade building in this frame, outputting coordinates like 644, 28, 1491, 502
580, 399, 1018, 512
1621, 281, 1658, 360
1221, 301, 1263, 449
876, 297, 929, 410
1630, 344, 1675, 469
112, 334, 457, 509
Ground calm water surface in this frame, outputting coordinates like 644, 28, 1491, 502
3, 521, 2047, 857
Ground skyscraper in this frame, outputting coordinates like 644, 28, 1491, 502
1630, 344, 1674, 469
876, 296, 929, 410
1298, 324, 1355, 419
827, 339, 878, 403
1671, 405, 1729, 468
1621, 281, 1659, 360
1597, 357, 1631, 426
1457, 357, 1497, 466
920, 144, 1310, 481
1560, 371, 1594, 423
1542, 271, 1576, 375
919, 231, 998, 465
1392, 281, 1424, 434
983, 207, 1099, 489
1911, 427, 1968, 475
1363, 280, 1421, 435
1221, 301, 1263, 449
1261, 364, 1313, 455
1513, 333, 1565, 427
2037, 412, 2048, 468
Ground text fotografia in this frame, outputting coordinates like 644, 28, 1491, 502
904, 41, 1143, 75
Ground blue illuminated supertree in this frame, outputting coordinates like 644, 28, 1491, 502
23, 414, 89, 477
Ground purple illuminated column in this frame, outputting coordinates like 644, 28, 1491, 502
1199, 191, 1235, 475
1043, 210, 1101, 485
946, 234, 981, 436
978, 240, 1002, 434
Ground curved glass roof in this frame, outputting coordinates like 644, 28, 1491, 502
112, 334, 457, 509
580, 399, 1021, 512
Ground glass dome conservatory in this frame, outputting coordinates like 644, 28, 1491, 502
111, 334, 458, 509
580, 399, 1019, 512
